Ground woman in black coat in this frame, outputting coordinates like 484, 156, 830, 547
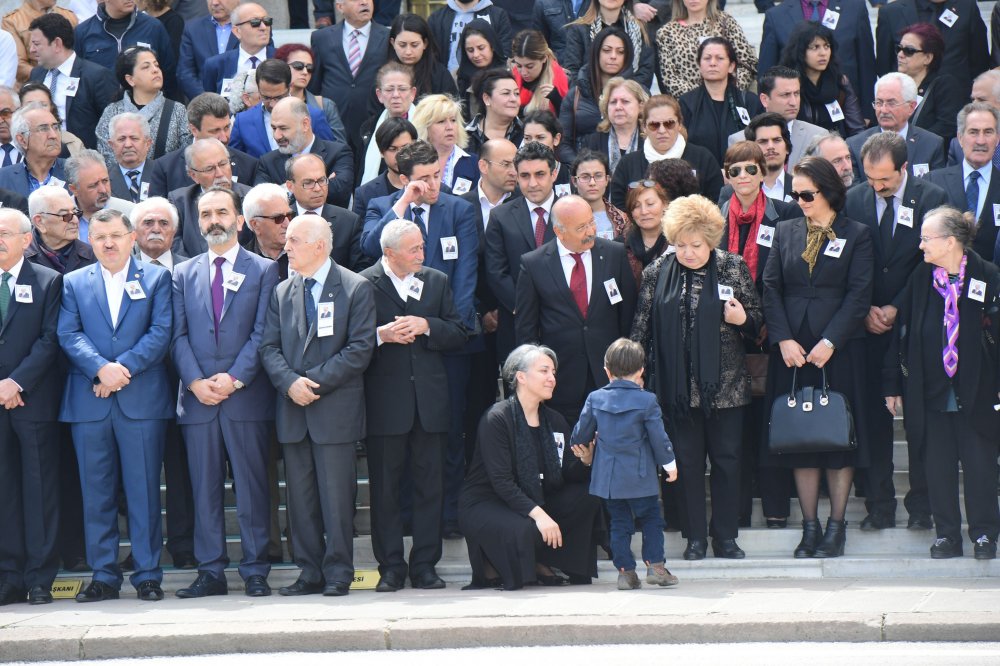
609, 94, 723, 211
378, 13, 458, 107
582, 77, 648, 177
456, 19, 506, 119
761, 157, 874, 559
680, 37, 763, 166
884, 206, 1000, 560
896, 22, 966, 148
562, 0, 656, 89
459, 345, 601, 590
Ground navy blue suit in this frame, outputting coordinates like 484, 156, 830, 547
57, 258, 173, 590
28, 57, 118, 150
178, 16, 240, 100
0, 161, 67, 199
229, 104, 335, 159
200, 46, 276, 95
171, 247, 280, 582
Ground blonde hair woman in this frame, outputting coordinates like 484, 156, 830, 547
410, 94, 479, 194
586, 77, 649, 175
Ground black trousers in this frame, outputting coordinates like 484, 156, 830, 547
669, 407, 744, 541
924, 412, 1000, 543
0, 415, 60, 589
56, 423, 86, 566
368, 419, 446, 579
739, 396, 792, 520
162, 420, 194, 558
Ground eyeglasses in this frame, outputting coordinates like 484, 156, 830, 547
895, 44, 925, 57
919, 234, 951, 243
645, 119, 678, 131
297, 177, 328, 189
628, 180, 656, 190
0, 108, 13, 120
380, 85, 413, 96
29, 123, 60, 135
485, 159, 514, 169
726, 165, 760, 178
189, 159, 230, 174
260, 90, 290, 104
574, 173, 607, 183
91, 232, 131, 243
789, 190, 819, 202
873, 99, 908, 110
289, 61, 314, 73
255, 212, 294, 224
235, 17, 273, 28
40, 210, 81, 224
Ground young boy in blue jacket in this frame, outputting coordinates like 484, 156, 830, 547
571, 338, 679, 590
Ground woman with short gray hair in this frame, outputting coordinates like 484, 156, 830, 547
458, 344, 601, 590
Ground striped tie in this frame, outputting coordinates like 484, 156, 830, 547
348, 29, 361, 77
126, 170, 141, 203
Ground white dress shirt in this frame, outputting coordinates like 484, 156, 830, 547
962, 160, 992, 220
237, 46, 268, 74
410, 203, 430, 233
556, 238, 592, 301
524, 191, 556, 236
341, 20, 372, 65
101, 263, 129, 327
305, 258, 332, 307
208, 243, 241, 293
1, 256, 23, 295
377, 257, 429, 346
762, 170, 786, 202
47, 52, 76, 127
477, 181, 509, 229
139, 250, 175, 273
296, 201, 324, 217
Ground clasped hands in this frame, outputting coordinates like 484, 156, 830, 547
378, 315, 429, 345
190, 373, 237, 406
779, 339, 833, 369
93, 362, 131, 398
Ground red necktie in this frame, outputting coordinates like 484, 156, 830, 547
533, 206, 546, 248
570, 252, 587, 318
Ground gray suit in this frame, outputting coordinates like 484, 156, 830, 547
259, 261, 376, 586
727, 119, 826, 168
847, 126, 946, 181
169, 183, 253, 258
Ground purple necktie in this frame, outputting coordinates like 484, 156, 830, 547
932, 254, 967, 378
212, 255, 225, 340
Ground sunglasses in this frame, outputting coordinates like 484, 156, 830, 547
789, 190, 819, 203
236, 17, 273, 28
256, 212, 293, 224
727, 164, 760, 178
289, 61, 314, 73
41, 210, 82, 224
895, 44, 924, 57
628, 180, 656, 190
646, 119, 678, 131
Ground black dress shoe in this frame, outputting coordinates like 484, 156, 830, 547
323, 581, 350, 596
566, 573, 592, 585
974, 535, 997, 560
411, 570, 446, 589
177, 571, 229, 598
171, 552, 197, 570
137, 580, 164, 601
766, 518, 788, 529
908, 513, 934, 530
535, 572, 568, 586
442, 521, 463, 539
375, 571, 404, 592
244, 575, 271, 597
859, 513, 896, 531
28, 585, 53, 605
712, 538, 746, 559
63, 557, 91, 573
76, 580, 119, 602
930, 536, 963, 559
0, 582, 25, 605
683, 538, 707, 561
279, 578, 324, 596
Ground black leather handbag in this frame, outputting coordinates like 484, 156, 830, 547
768, 367, 856, 455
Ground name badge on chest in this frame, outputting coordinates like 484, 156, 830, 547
64, 77, 80, 97
824, 239, 846, 258
897, 206, 914, 228
825, 100, 844, 123
756, 225, 774, 248
718, 284, 734, 301
407, 277, 424, 301
554, 183, 572, 198
912, 163, 930, 177
317, 301, 334, 336
553, 432, 565, 463
969, 278, 986, 302
821, 9, 840, 30
736, 106, 751, 126
440, 236, 458, 260
939, 9, 959, 28
452, 177, 472, 195
604, 278, 623, 304
992, 203, 1000, 227
14, 284, 31, 303
224, 272, 245, 291
124, 280, 146, 299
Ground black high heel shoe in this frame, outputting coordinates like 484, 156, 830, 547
794, 519, 823, 558
813, 518, 847, 558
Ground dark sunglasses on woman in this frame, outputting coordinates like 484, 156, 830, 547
289, 62, 314, 73
726, 165, 759, 178
895, 44, 924, 57
789, 190, 818, 202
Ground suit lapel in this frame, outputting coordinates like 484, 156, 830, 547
424, 201, 446, 265
891, 180, 922, 263
979, 170, 1000, 227
66, 58, 83, 122
332, 23, 350, 71
197, 253, 215, 324
88, 264, 115, 330
862, 186, 883, 260
517, 201, 538, 252
589, 243, 609, 317
115, 258, 143, 330
545, 244, 584, 323
0, 262, 37, 335
305, 265, 342, 351
221, 248, 250, 320
372, 263, 406, 310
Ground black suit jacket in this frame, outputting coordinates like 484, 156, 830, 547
460, 188, 514, 314
29, 56, 118, 150
352, 171, 398, 219
310, 203, 368, 273
169, 182, 253, 257
361, 262, 467, 436
108, 160, 154, 202
925, 164, 1000, 262
844, 176, 949, 307
0, 187, 28, 214
762, 214, 875, 347
609, 146, 723, 212
147, 146, 258, 198
515, 237, 637, 412
847, 126, 946, 181
679, 85, 764, 166
0, 261, 63, 421
254, 139, 354, 209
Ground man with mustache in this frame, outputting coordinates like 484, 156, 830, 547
104, 114, 154, 206
65, 150, 135, 241
803, 131, 857, 189
514, 194, 637, 426
0, 102, 65, 198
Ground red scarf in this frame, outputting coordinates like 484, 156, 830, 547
727, 189, 766, 280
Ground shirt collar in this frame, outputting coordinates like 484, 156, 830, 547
478, 181, 510, 207
344, 20, 372, 36
239, 46, 268, 63
208, 242, 241, 266
296, 201, 323, 216
963, 159, 992, 182
119, 162, 144, 180
212, 16, 230, 29
892, 172, 908, 199
139, 249, 172, 269
380, 256, 413, 283
57, 52, 76, 76
525, 190, 556, 216
882, 122, 909, 139
100, 262, 130, 282
306, 257, 332, 284
2, 256, 24, 281
556, 238, 588, 258
296, 136, 316, 157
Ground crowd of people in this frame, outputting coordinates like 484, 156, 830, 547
1, 0, 1000, 605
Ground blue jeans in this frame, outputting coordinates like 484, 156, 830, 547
605, 495, 665, 571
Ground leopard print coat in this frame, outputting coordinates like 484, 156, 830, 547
655, 14, 759, 100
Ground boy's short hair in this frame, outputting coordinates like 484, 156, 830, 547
604, 338, 645, 378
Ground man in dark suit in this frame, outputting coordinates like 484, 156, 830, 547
758, 0, 877, 120
0, 208, 64, 606
925, 102, 1000, 263
243, 182, 293, 280
847, 73, 945, 181
0, 103, 66, 199
177, 0, 240, 100
105, 113, 154, 204
286, 153, 366, 272
946, 71, 1000, 168
309, 0, 390, 140
0, 87, 24, 168
260, 214, 376, 597
57, 208, 174, 603
361, 219, 466, 591
844, 131, 948, 532
515, 195, 637, 425
485, 141, 559, 361
254, 97, 353, 209
230, 59, 336, 159
168, 138, 252, 257
200, 3, 275, 95
26, 13, 117, 150
147, 93, 258, 198
875, 0, 989, 89
171, 187, 280, 599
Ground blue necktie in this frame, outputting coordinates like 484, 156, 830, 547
1, 144, 13, 168
411, 206, 427, 242
809, 0, 821, 21
966, 170, 981, 216
304, 277, 316, 329
993, 146, 1000, 172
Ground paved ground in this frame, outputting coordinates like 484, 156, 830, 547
2, 577, 1000, 661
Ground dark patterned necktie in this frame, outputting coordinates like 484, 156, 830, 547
126, 170, 141, 203
0, 272, 10, 321
304, 277, 317, 329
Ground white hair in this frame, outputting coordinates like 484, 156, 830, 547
28, 185, 72, 220
130, 196, 179, 231
379, 218, 421, 252
502, 344, 558, 392
184, 137, 228, 170
290, 214, 332, 251
0, 208, 31, 233
243, 183, 290, 221
64, 149, 107, 187
875, 72, 918, 104
10, 101, 50, 143
109, 112, 152, 140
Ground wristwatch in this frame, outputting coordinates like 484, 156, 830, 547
821, 338, 836, 351
230, 374, 245, 390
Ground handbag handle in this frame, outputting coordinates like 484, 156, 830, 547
787, 366, 831, 409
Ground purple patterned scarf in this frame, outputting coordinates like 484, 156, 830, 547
931, 254, 967, 378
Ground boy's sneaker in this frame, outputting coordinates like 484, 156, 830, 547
645, 562, 679, 587
617, 569, 641, 590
